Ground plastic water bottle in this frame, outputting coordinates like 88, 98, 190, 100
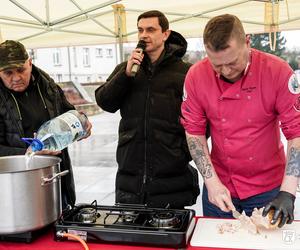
22, 110, 88, 152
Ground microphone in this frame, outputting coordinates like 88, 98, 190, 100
130, 40, 146, 77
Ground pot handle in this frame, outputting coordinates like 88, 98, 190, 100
41, 170, 69, 186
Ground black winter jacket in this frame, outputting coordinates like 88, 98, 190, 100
0, 65, 76, 208
95, 31, 200, 208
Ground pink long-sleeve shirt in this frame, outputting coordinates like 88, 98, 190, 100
181, 49, 300, 199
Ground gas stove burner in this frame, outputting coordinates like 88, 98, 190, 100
149, 211, 180, 229
76, 207, 99, 223
121, 211, 137, 223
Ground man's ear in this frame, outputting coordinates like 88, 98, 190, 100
28, 58, 33, 66
245, 34, 251, 47
163, 29, 171, 41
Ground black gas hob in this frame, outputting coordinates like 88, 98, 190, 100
54, 201, 196, 248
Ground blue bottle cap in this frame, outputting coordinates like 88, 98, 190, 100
21, 138, 44, 152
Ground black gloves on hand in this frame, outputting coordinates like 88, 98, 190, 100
262, 191, 296, 228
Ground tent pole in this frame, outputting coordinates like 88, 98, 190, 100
118, 32, 124, 63
52, 0, 120, 26
113, 4, 127, 63
67, 46, 72, 81
69, 0, 117, 36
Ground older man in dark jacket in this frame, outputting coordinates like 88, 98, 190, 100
95, 10, 200, 208
0, 40, 91, 208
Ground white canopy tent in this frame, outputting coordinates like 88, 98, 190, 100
0, 0, 300, 49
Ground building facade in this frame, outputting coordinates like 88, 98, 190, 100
32, 44, 119, 84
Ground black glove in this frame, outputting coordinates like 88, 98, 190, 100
262, 191, 296, 228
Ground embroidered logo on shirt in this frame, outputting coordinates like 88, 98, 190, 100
293, 96, 300, 112
241, 86, 256, 93
288, 74, 300, 94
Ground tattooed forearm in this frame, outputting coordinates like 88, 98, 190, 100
286, 147, 300, 177
187, 136, 213, 179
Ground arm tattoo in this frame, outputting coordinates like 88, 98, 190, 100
286, 147, 300, 177
187, 136, 213, 179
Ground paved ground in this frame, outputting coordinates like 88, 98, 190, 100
69, 111, 300, 218
68, 111, 119, 206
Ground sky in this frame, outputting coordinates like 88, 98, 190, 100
187, 30, 300, 51
282, 30, 300, 50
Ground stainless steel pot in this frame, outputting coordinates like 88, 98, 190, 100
0, 155, 68, 234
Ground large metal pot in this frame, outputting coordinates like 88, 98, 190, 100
0, 155, 67, 234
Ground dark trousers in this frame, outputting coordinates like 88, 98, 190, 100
202, 184, 280, 217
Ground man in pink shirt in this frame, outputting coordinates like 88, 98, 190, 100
181, 14, 300, 228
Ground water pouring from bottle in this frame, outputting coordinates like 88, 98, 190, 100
25, 151, 35, 170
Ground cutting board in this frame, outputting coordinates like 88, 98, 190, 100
190, 218, 300, 249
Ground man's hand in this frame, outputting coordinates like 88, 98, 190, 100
125, 48, 144, 77
262, 191, 296, 228
80, 119, 92, 140
206, 180, 235, 212
26, 147, 61, 156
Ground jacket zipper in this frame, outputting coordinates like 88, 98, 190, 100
37, 82, 47, 109
10, 93, 22, 121
142, 75, 152, 204
9, 92, 24, 137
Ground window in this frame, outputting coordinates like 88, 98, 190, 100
106, 48, 113, 58
53, 49, 61, 65
83, 48, 90, 66
57, 74, 63, 83
73, 47, 77, 67
96, 48, 103, 57
28, 49, 37, 60
53, 48, 62, 66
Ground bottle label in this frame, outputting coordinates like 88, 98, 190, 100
58, 112, 84, 140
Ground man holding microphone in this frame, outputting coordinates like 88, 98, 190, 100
95, 10, 199, 208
